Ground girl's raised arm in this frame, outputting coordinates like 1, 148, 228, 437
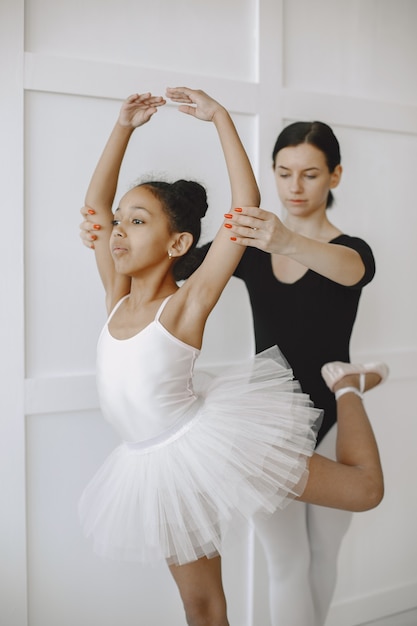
83, 93, 166, 308
166, 88, 260, 314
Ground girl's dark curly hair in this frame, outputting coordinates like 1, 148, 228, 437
137, 179, 208, 280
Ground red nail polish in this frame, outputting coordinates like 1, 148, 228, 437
93, 224, 101, 230
230, 237, 237, 241
87, 209, 95, 215
234, 207, 242, 212
224, 223, 232, 229
91, 235, 97, 240
224, 213, 232, 219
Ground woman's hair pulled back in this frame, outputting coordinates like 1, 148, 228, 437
272, 121, 341, 208
139, 179, 208, 280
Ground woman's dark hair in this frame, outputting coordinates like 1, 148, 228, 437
272, 121, 341, 208
138, 179, 208, 280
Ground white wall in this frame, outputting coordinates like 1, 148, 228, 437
1, 1, 416, 625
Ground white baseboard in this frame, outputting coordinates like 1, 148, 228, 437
326, 581, 417, 626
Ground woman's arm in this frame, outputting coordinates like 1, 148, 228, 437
224, 206, 366, 286
83, 93, 166, 308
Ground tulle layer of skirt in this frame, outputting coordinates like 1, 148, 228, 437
78, 346, 322, 565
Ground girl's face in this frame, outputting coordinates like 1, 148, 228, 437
273, 143, 341, 217
110, 186, 174, 276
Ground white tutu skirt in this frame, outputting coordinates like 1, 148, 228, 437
79, 346, 322, 565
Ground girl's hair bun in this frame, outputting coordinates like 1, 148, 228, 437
173, 180, 208, 219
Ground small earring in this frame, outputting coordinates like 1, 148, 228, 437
168, 251, 172, 259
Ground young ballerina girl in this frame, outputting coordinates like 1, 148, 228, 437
78, 87, 383, 626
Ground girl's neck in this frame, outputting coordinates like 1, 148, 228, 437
127, 275, 178, 309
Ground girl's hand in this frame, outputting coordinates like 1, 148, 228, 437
118, 92, 166, 128
79, 206, 102, 249
166, 87, 224, 122
224, 206, 292, 254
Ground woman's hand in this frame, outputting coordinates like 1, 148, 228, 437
166, 87, 225, 122
224, 206, 366, 285
79, 206, 101, 249
224, 206, 292, 254
118, 92, 166, 128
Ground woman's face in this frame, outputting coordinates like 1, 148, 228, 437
273, 143, 342, 217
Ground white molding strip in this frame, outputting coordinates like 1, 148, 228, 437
23, 52, 260, 114
352, 348, 417, 381
24, 348, 416, 416
280, 88, 417, 135
327, 580, 417, 626
23, 53, 417, 136
1, 1, 28, 624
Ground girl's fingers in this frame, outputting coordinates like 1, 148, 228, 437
125, 93, 165, 108
142, 95, 166, 105
166, 87, 194, 102
166, 86, 189, 95
178, 105, 197, 117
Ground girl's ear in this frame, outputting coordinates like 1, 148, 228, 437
171, 232, 194, 258
330, 164, 343, 189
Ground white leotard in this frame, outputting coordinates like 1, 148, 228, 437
96, 295, 199, 442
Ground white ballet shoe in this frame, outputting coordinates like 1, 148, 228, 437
333, 386, 363, 401
321, 361, 389, 400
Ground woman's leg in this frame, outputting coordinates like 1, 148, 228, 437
299, 371, 384, 511
254, 367, 384, 625
169, 555, 229, 626
307, 426, 352, 626
254, 503, 315, 626
307, 504, 351, 625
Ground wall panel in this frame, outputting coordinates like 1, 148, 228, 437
26, 411, 185, 625
284, 0, 417, 105
25, 0, 258, 81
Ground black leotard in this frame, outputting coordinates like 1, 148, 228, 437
193, 235, 375, 444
